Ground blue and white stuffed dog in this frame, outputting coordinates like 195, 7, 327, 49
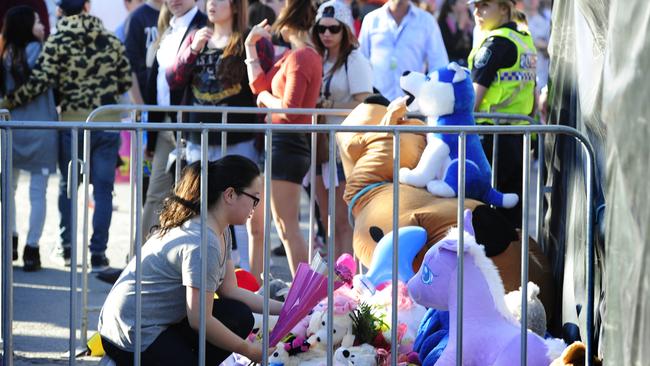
398, 62, 518, 208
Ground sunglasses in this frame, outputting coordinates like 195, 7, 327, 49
238, 190, 260, 208
316, 24, 343, 34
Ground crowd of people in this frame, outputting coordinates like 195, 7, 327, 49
0, 0, 551, 363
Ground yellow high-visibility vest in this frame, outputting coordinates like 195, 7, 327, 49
469, 27, 537, 125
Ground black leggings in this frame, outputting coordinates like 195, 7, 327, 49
102, 298, 254, 366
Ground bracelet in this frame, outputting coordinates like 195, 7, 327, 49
244, 58, 260, 65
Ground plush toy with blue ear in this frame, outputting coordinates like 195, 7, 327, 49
398, 62, 518, 208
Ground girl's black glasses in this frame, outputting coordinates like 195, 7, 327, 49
238, 191, 260, 208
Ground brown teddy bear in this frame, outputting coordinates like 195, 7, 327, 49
337, 96, 555, 322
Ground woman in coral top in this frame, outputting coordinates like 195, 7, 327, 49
244, 0, 322, 277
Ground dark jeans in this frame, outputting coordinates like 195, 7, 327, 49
480, 133, 525, 228
58, 130, 120, 253
102, 298, 254, 366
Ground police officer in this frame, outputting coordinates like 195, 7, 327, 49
468, 0, 537, 228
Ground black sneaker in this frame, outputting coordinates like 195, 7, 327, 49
12, 234, 18, 261
53, 245, 71, 267
91, 253, 110, 273
22, 245, 41, 272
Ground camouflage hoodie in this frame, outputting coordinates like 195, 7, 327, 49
2, 14, 131, 113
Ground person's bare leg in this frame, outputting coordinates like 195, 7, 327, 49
248, 181, 266, 284
270, 179, 308, 276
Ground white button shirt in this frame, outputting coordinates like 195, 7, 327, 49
156, 6, 199, 106
359, 3, 449, 101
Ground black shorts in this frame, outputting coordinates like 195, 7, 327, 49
271, 133, 311, 184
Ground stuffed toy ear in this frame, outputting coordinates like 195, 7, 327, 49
436, 210, 475, 253
471, 205, 517, 257
447, 62, 467, 83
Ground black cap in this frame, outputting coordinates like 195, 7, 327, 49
56, 0, 87, 14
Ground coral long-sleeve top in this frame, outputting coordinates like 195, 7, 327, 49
250, 47, 323, 124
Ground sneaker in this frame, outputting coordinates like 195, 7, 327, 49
22, 245, 41, 272
91, 253, 110, 273
53, 245, 71, 267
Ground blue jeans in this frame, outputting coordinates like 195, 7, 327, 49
58, 130, 120, 254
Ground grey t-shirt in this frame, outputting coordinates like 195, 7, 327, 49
98, 218, 231, 351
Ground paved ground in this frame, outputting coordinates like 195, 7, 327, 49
5, 174, 295, 365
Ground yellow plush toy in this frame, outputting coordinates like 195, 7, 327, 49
337, 96, 555, 321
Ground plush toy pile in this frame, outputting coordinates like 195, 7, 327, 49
407, 210, 565, 365
260, 279, 423, 366
336, 91, 555, 319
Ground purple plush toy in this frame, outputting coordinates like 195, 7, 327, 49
407, 210, 563, 365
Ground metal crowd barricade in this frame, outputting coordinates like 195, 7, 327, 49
0, 106, 597, 366
0, 109, 11, 356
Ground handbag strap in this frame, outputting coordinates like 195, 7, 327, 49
322, 58, 348, 101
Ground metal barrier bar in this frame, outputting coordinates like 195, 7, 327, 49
520, 133, 532, 365
309, 115, 318, 265
1, 126, 14, 366
326, 130, 336, 365
456, 133, 467, 365
584, 142, 596, 366
199, 129, 209, 366
536, 135, 546, 248
391, 132, 400, 366
221, 111, 228, 157
80, 128, 91, 349
0, 109, 597, 366
175, 111, 183, 184
133, 127, 145, 366
261, 124, 272, 364
129, 109, 138, 259
69, 127, 80, 365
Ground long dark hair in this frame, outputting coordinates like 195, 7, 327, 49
311, 19, 357, 77
156, 155, 260, 236
215, 0, 250, 88
0, 6, 38, 95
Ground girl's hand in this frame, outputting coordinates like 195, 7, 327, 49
191, 27, 213, 53
245, 19, 272, 47
243, 342, 275, 363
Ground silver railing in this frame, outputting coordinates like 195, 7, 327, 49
0, 109, 11, 357
0, 106, 596, 366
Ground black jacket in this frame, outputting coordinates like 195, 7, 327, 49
144, 10, 207, 152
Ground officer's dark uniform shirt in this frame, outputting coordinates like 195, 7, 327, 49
471, 22, 519, 88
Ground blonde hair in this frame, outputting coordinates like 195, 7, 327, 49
152, 3, 172, 51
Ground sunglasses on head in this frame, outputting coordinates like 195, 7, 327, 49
316, 24, 343, 34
